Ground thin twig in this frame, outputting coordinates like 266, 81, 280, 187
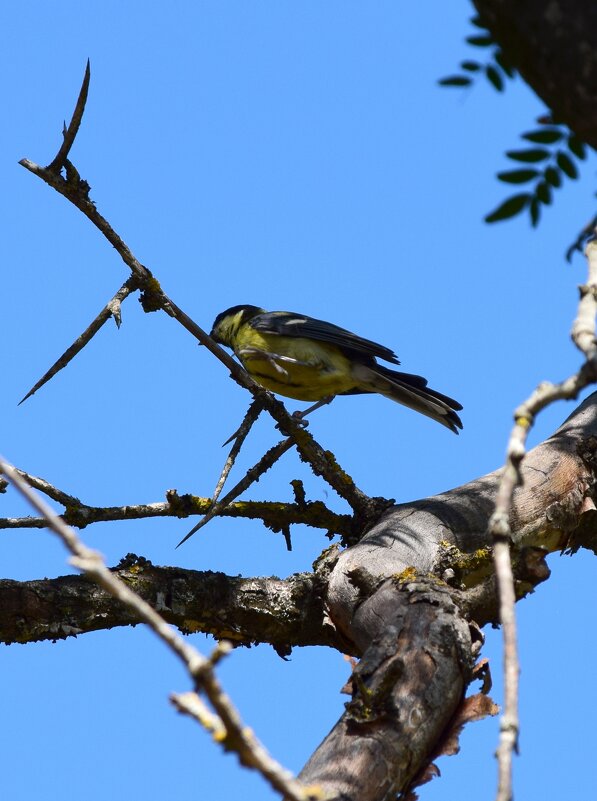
46, 60, 91, 172
19, 276, 139, 404
211, 395, 330, 507
0, 486, 351, 536
19, 64, 371, 518
0, 456, 319, 801
213, 399, 264, 503
13, 468, 81, 506
20, 153, 369, 517
177, 438, 295, 547
489, 233, 597, 801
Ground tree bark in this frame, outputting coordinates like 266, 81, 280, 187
295, 579, 473, 800
474, 0, 597, 148
296, 394, 597, 799
0, 560, 335, 650
4, 395, 597, 801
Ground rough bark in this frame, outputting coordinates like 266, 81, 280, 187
294, 394, 597, 799
4, 396, 597, 651
474, 0, 597, 148
327, 394, 597, 644
0, 557, 335, 650
295, 580, 474, 800
4, 396, 597, 801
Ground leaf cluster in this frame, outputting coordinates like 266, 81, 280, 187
486, 122, 587, 227
438, 14, 515, 93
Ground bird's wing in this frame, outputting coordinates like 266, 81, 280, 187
249, 311, 400, 365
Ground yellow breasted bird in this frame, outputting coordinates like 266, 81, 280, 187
210, 305, 463, 433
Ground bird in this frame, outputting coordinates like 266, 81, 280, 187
209, 304, 463, 433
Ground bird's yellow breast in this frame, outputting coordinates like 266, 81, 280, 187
233, 329, 358, 401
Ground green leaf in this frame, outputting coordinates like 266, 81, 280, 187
485, 193, 530, 223
529, 197, 541, 228
438, 76, 472, 87
470, 15, 486, 29
544, 166, 562, 187
461, 60, 481, 72
466, 34, 494, 47
568, 134, 587, 160
535, 181, 552, 205
506, 148, 550, 163
485, 65, 504, 91
494, 50, 515, 78
497, 169, 538, 184
522, 129, 563, 144
556, 151, 578, 179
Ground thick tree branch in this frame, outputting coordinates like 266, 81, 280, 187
0, 557, 335, 650
295, 394, 597, 800
296, 579, 475, 800
474, 1, 597, 150
0, 458, 319, 801
4, 395, 597, 651
327, 392, 597, 642
3, 396, 597, 800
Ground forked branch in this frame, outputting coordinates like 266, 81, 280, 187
489, 232, 597, 801
19, 64, 373, 521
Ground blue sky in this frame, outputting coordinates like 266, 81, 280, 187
2, 2, 596, 800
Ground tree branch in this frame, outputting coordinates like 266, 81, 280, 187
0, 457, 320, 801
296, 579, 475, 800
18, 65, 374, 521
293, 393, 597, 800
0, 484, 352, 538
0, 556, 335, 650
488, 235, 597, 801
19, 275, 139, 405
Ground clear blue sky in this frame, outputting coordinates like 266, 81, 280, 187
2, 2, 596, 800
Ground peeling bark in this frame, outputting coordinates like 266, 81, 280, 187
295, 580, 474, 800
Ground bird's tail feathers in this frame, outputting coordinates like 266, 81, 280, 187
353, 364, 463, 433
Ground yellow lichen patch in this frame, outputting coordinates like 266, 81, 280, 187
437, 542, 493, 588
302, 785, 327, 801
394, 566, 418, 584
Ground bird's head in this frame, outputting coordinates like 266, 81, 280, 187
210, 305, 265, 347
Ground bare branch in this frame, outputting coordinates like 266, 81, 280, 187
46, 60, 91, 172
489, 233, 597, 801
20, 144, 370, 516
12, 467, 81, 506
213, 399, 264, 502
0, 560, 335, 649
0, 456, 319, 801
178, 437, 295, 547
19, 276, 139, 404
0, 480, 351, 536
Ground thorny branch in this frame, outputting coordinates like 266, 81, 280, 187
18, 64, 373, 522
177, 437, 296, 547
0, 470, 351, 537
489, 233, 597, 801
214, 399, 265, 502
0, 457, 322, 801
47, 59, 90, 173
19, 276, 139, 405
